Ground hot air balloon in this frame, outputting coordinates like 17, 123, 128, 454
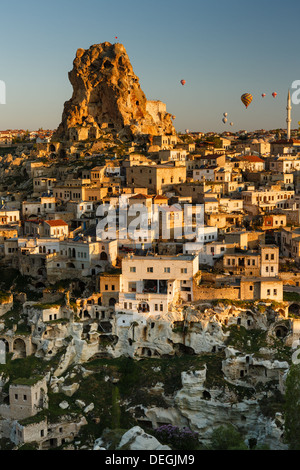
241, 93, 253, 108
223, 112, 228, 117
185, 129, 189, 134
298, 121, 300, 126
262, 93, 266, 98
272, 92, 277, 98
222, 117, 227, 124
172, 115, 176, 120
230, 122, 233, 126
180, 80, 186, 86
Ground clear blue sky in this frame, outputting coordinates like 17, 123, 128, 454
1, 0, 300, 133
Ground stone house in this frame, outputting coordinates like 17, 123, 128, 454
126, 163, 186, 194
116, 253, 199, 315
0, 377, 48, 421
158, 149, 187, 163
0, 209, 20, 225
152, 135, 178, 149
196, 154, 226, 167
242, 188, 295, 215
44, 219, 69, 239
222, 245, 279, 278
260, 213, 286, 230
99, 273, 121, 307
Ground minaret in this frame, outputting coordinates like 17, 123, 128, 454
287, 89, 291, 141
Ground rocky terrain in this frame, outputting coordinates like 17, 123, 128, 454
54, 42, 175, 142
0, 292, 294, 450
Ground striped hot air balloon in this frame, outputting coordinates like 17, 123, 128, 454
241, 93, 253, 108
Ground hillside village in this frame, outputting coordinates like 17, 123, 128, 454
0, 42, 300, 451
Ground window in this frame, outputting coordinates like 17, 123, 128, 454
129, 282, 136, 292
130, 267, 136, 273
147, 267, 153, 273
160, 304, 163, 311
181, 268, 187, 274
274, 289, 277, 295
23, 395, 27, 401
15, 394, 18, 400
267, 289, 271, 296
155, 304, 158, 311
249, 285, 253, 291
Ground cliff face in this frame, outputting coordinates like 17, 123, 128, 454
54, 42, 175, 141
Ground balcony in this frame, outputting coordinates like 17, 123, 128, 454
142, 279, 168, 295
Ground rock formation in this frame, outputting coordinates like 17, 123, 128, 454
54, 42, 176, 142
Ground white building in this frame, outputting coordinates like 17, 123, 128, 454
219, 198, 244, 213
66, 201, 94, 219
44, 220, 69, 239
158, 149, 187, 163
0, 208, 20, 225
116, 254, 199, 315
184, 241, 232, 266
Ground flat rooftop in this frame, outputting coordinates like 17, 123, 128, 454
127, 254, 197, 261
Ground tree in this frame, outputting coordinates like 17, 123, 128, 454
284, 363, 300, 449
111, 386, 121, 429
209, 424, 248, 450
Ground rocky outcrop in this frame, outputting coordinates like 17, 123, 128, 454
54, 42, 175, 142
139, 368, 287, 450
93, 426, 171, 451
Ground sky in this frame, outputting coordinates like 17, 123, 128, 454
1, 0, 300, 134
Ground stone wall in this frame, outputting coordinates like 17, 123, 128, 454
279, 272, 300, 286
15, 419, 48, 446
193, 281, 239, 301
